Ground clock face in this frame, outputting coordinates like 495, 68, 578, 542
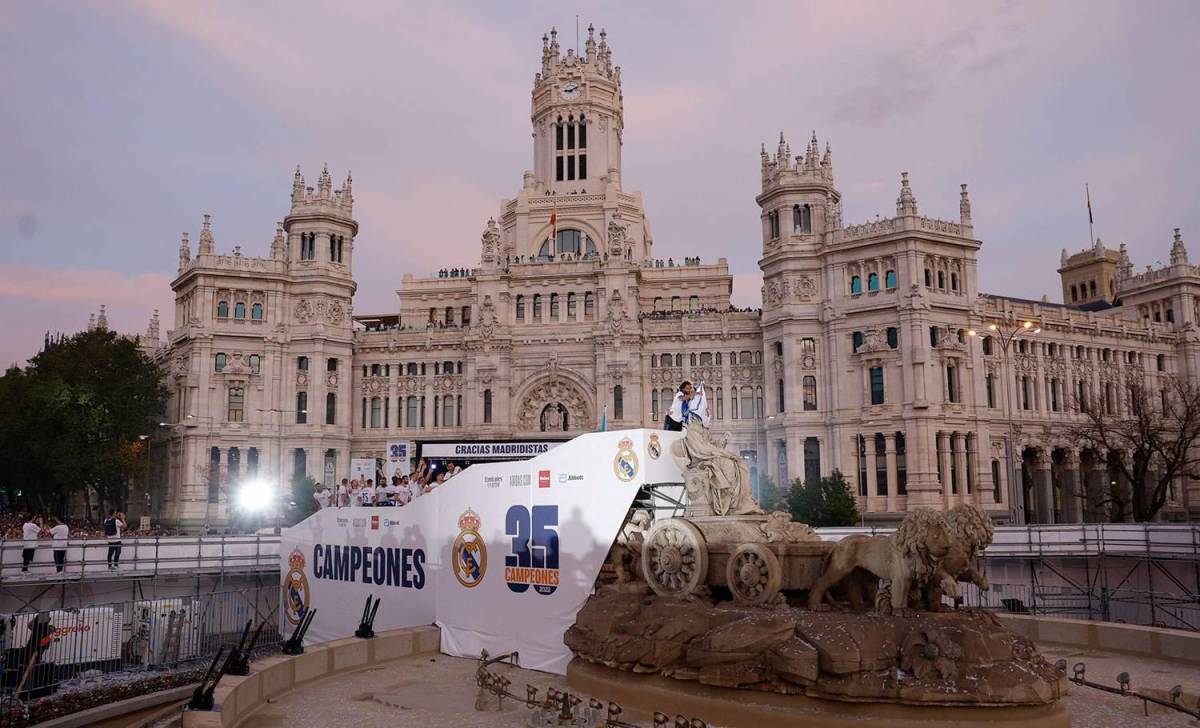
562, 82, 581, 100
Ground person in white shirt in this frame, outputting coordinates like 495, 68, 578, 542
424, 471, 447, 494
337, 478, 350, 507
313, 483, 332, 510
445, 462, 461, 479
48, 517, 69, 573
407, 475, 425, 502
668, 380, 710, 429
394, 476, 412, 505
361, 479, 377, 507
21, 515, 42, 572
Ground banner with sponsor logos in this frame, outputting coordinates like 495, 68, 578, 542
420, 441, 563, 460
280, 429, 685, 675
385, 441, 412, 481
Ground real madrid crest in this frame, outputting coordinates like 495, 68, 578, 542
613, 436, 639, 482
283, 548, 311, 626
453, 508, 487, 588
647, 433, 662, 460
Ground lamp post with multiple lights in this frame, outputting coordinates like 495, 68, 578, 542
968, 320, 1040, 525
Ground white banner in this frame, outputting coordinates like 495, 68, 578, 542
385, 441, 412, 481
350, 458, 378, 482
420, 441, 562, 460
280, 429, 685, 675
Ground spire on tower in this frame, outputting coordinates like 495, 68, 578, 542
292, 165, 304, 203
271, 223, 286, 259
88, 312, 95, 330
776, 132, 787, 166
896, 172, 918, 216
1060, 248, 1069, 267
178, 231, 191, 272
198, 214, 214, 255
96, 304, 108, 331
146, 309, 160, 341
585, 23, 596, 63
821, 142, 832, 171
318, 163, 332, 197
959, 183, 972, 227
1171, 227, 1188, 266
1117, 242, 1133, 280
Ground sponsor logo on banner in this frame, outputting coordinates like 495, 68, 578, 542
538, 470, 551, 489
647, 434, 662, 460
557, 473, 583, 483
452, 508, 487, 588
613, 437, 639, 482
484, 476, 503, 489
504, 505, 560, 595
283, 548, 311, 626
509, 473, 530, 488
371, 515, 379, 530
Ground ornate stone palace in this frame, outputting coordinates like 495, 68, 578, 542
138, 25, 1197, 528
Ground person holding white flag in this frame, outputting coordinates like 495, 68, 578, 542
667, 380, 709, 430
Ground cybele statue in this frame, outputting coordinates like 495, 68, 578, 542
565, 417, 1069, 725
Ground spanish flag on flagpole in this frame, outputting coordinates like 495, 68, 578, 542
549, 205, 558, 246
1087, 184, 1093, 225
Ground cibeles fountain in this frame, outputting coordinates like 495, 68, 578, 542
565, 418, 1070, 727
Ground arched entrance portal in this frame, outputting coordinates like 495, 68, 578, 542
540, 403, 569, 432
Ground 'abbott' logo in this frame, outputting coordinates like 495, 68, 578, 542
558, 473, 584, 483
538, 470, 551, 488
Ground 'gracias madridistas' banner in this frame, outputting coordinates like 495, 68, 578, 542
280, 428, 684, 674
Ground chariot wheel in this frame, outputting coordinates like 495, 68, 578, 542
641, 519, 708, 598
726, 543, 782, 605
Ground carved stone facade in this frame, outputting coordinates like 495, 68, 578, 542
146, 24, 1198, 529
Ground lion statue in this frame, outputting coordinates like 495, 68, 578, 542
912, 503, 994, 610
609, 510, 653, 583
807, 508, 956, 615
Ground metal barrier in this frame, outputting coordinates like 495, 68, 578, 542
0, 586, 280, 727
0, 535, 280, 584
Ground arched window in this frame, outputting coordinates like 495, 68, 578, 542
885, 270, 897, 289
951, 272, 959, 291
584, 292, 595, 319
537, 239, 551, 259
515, 295, 525, 321
370, 397, 382, 428
689, 295, 699, 311
937, 270, 946, 289
461, 306, 471, 326
251, 302, 263, 320
217, 300, 229, 318
768, 210, 780, 239
546, 229, 591, 256
214, 353, 227, 372
567, 292, 577, 318
924, 268, 932, 287
690, 353, 697, 367
613, 385, 623, 420
867, 273, 879, 291
850, 275, 862, 295
444, 306, 454, 325
234, 302, 246, 319
325, 393, 337, 425
982, 336, 993, 355
731, 386, 739, 419
1070, 285, 1078, 302
653, 297, 663, 312
550, 292, 560, 318
803, 376, 817, 411
671, 296, 681, 311
296, 392, 307, 424
532, 294, 542, 320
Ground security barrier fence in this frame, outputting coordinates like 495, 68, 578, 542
0, 586, 279, 727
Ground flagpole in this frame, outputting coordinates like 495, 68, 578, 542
1086, 183, 1095, 246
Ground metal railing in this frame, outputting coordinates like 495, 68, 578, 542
0, 535, 280, 584
1, 586, 280, 727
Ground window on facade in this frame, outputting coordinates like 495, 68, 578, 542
567, 292, 577, 319
1050, 377, 1060, 411
867, 273, 879, 292
227, 447, 240, 479
660, 353, 673, 368
982, 336, 993, 355
614, 385, 624, 420
217, 300, 229, 318
248, 447, 259, 475
483, 389, 493, 424
690, 353, 697, 367
947, 365, 959, 403
215, 353, 227, 372
326, 393, 336, 425
515, 295, 525, 321
715, 387, 724, 419
985, 375, 995, 408
951, 272, 959, 291
292, 448, 307, 483
532, 294, 542, 321
1167, 309, 1175, 323
1157, 354, 1166, 371
991, 460, 1002, 503
550, 293, 560, 318
406, 396, 418, 427
209, 447, 221, 502
370, 397, 382, 428
461, 306, 471, 326
584, 292, 595, 319
803, 437, 820, 485
800, 338, 815, 358
730, 386, 739, 419
651, 389, 660, 422
857, 435, 868, 496
1090, 280, 1097, 297
924, 268, 932, 287
554, 114, 587, 182
869, 367, 885, 405
1020, 376, 1031, 410
768, 210, 780, 239
297, 356, 309, 371
777, 378, 785, 412
803, 376, 817, 411
929, 326, 940, 347
885, 270, 897, 289
234, 302, 246, 319
896, 433, 908, 494
937, 271, 946, 289
850, 275, 862, 295
699, 352, 713, 366
875, 433, 888, 496
689, 295, 699, 311
886, 327, 899, 349
671, 296, 681, 311
251, 302, 263, 321
1070, 285, 1078, 302
327, 358, 338, 372
755, 387, 764, 418
296, 391, 308, 423
228, 387, 245, 422
249, 354, 261, 374
792, 204, 812, 234
442, 395, 454, 428
428, 307, 436, 323
740, 387, 755, 420
852, 331, 864, 352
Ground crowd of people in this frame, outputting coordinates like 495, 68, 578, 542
437, 267, 475, 278
0, 512, 175, 541
312, 459, 465, 509
7, 510, 131, 573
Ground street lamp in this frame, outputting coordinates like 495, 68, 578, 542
256, 407, 306, 534
968, 321, 1040, 525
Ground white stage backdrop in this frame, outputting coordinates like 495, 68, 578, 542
280, 428, 684, 674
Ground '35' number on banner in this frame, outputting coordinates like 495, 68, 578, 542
504, 505, 560, 595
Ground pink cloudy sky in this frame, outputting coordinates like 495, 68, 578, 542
2, 2, 1198, 366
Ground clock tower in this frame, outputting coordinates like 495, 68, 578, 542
531, 25, 623, 196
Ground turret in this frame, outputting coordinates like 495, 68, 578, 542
271, 223, 286, 260
283, 165, 358, 275
178, 231, 191, 272
95, 304, 108, 331
895, 172, 918, 217
1117, 243, 1133, 281
146, 309, 160, 342
1170, 227, 1188, 266
197, 214, 214, 256
756, 130, 840, 250
959, 184, 972, 228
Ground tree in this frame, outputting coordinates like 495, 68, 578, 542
0, 329, 167, 518
287, 473, 321, 525
1068, 377, 1200, 522
755, 475, 787, 512
786, 470, 860, 527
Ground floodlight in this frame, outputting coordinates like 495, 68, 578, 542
236, 479, 271, 513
